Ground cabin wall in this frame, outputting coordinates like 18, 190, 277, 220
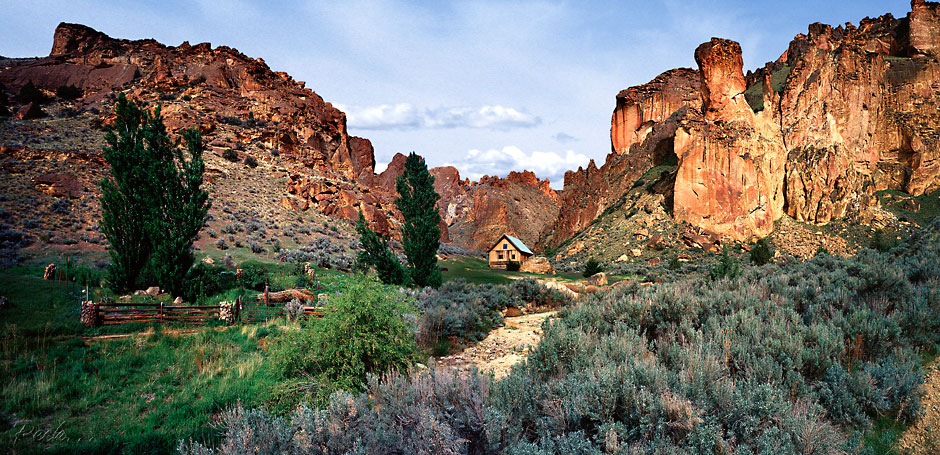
488, 239, 526, 267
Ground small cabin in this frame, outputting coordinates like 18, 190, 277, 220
487, 234, 533, 268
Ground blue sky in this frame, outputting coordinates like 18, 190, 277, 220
1, 1, 912, 187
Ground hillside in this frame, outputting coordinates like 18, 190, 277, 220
0, 23, 558, 263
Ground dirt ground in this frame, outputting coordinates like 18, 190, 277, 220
435, 311, 555, 378
898, 359, 940, 454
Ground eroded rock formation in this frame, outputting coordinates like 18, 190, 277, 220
582, 1, 940, 243
672, 38, 786, 240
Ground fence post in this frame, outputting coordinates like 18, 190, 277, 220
235, 296, 241, 323
159, 301, 165, 322
81, 301, 100, 327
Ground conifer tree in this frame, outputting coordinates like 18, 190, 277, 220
354, 211, 406, 285
100, 94, 208, 294
395, 152, 442, 288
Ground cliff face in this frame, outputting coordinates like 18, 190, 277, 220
671, 38, 786, 240
780, 5, 940, 224
587, 0, 940, 242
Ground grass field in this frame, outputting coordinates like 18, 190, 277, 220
0, 267, 285, 454
0, 251, 361, 454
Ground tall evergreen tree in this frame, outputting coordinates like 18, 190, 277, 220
100, 93, 208, 294
395, 152, 442, 288
354, 211, 406, 285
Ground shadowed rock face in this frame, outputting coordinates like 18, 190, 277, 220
610, 69, 702, 155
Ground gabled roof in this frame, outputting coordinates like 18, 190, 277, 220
489, 234, 533, 255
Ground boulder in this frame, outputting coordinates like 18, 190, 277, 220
542, 280, 578, 300
519, 256, 555, 275
145, 286, 161, 296
587, 272, 608, 286
502, 306, 524, 317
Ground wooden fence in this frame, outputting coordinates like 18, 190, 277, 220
82, 294, 323, 327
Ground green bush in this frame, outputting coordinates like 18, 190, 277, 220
750, 237, 773, 265
416, 279, 516, 345
222, 149, 239, 162
709, 246, 740, 280
183, 262, 236, 301
267, 280, 418, 407
238, 261, 269, 291
582, 257, 603, 278
506, 260, 520, 271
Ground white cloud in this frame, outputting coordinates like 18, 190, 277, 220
446, 146, 590, 189
336, 103, 540, 131
553, 132, 578, 144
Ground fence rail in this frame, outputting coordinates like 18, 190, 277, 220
81, 291, 323, 328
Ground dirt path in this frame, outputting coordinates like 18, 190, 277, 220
435, 311, 555, 379
898, 358, 940, 454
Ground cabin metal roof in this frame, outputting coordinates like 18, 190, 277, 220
494, 234, 533, 255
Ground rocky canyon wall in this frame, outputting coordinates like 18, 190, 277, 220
595, 0, 940, 242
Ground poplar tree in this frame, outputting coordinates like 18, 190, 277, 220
100, 93, 208, 294
355, 211, 406, 285
395, 152, 442, 288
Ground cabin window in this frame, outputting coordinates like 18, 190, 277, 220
497, 252, 504, 260
503, 243, 508, 249
511, 253, 516, 259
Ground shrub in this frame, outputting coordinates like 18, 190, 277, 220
509, 277, 571, 309
55, 84, 82, 100
416, 279, 517, 345
183, 262, 235, 301
284, 298, 303, 322
582, 257, 603, 277
191, 219, 940, 455
238, 261, 269, 291
19, 102, 46, 119
667, 256, 681, 270
244, 155, 258, 168
506, 260, 520, 271
179, 369, 488, 455
267, 280, 418, 407
215, 238, 228, 250
750, 237, 773, 265
222, 149, 239, 162
709, 246, 740, 280
17, 80, 46, 104
249, 241, 265, 254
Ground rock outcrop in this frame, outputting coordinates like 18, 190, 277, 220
672, 38, 786, 240
574, 1, 940, 243
1, 22, 373, 182
519, 256, 555, 275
